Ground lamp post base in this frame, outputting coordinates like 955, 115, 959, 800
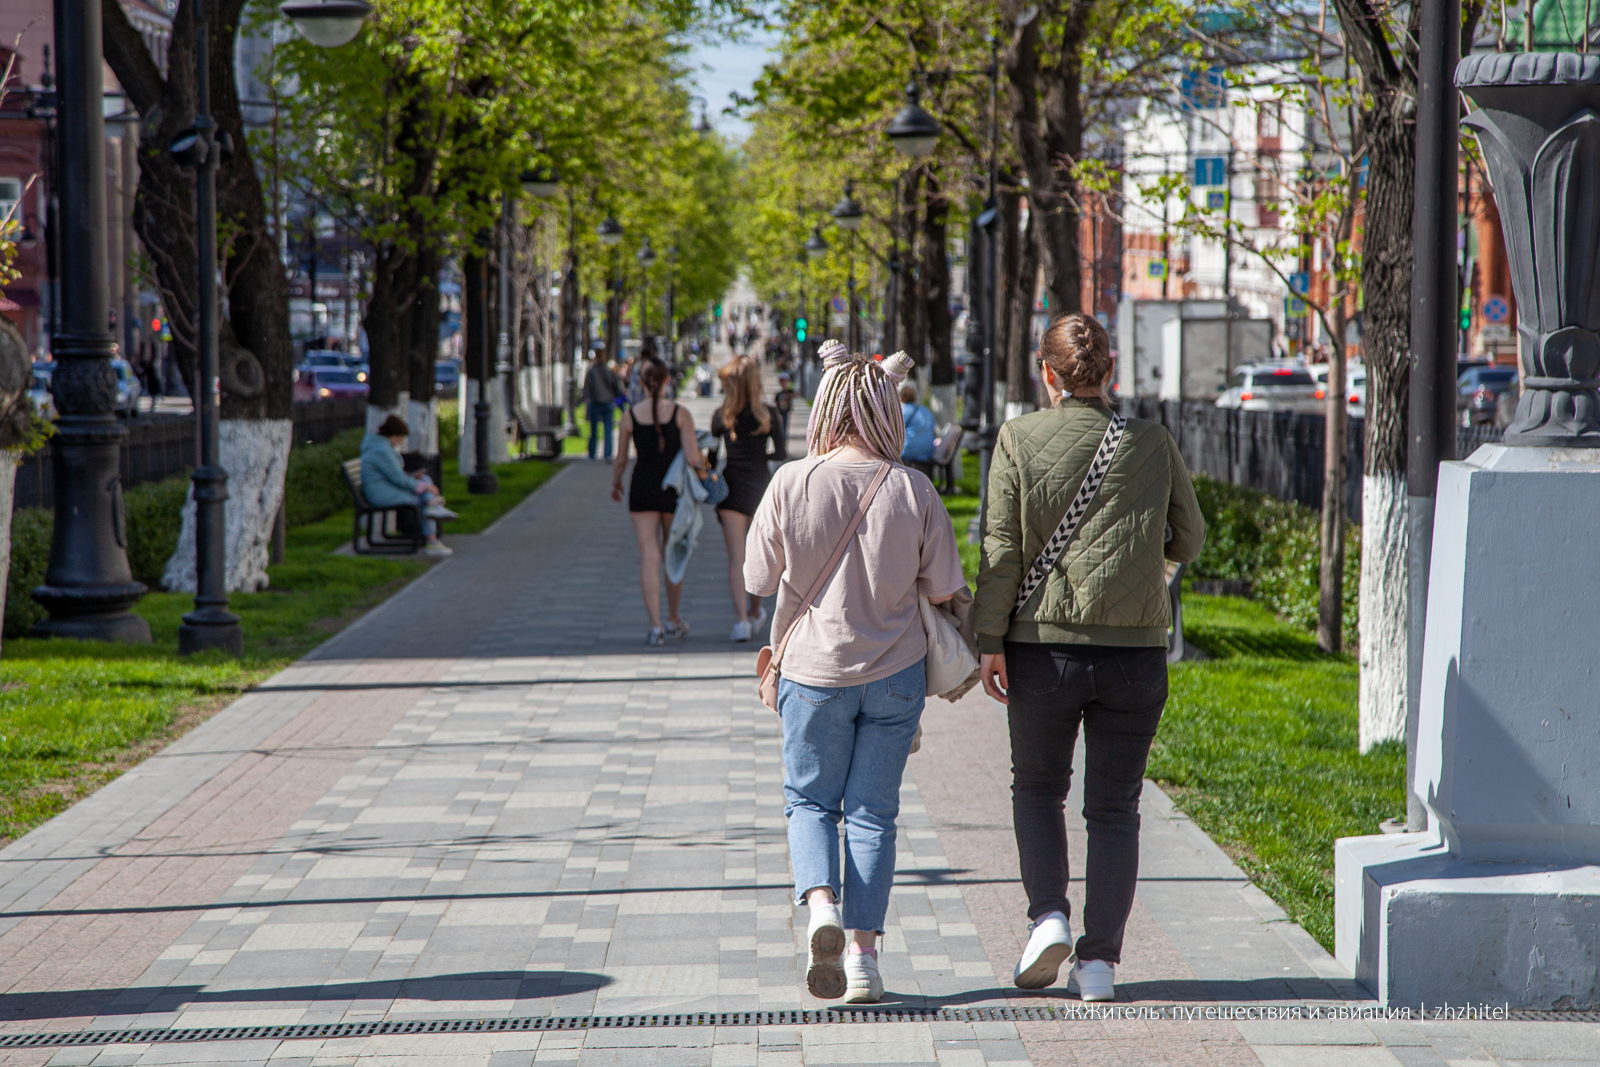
31, 608, 152, 644
178, 608, 243, 656
467, 471, 499, 495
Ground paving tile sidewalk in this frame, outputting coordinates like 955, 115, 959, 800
0, 385, 1584, 1065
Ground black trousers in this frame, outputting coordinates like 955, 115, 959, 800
1005, 640, 1167, 964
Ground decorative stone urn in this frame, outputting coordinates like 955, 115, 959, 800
1457, 52, 1600, 446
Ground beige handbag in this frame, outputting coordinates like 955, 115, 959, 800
920, 586, 980, 700
757, 461, 893, 711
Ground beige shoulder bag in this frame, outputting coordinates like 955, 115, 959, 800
756, 461, 893, 711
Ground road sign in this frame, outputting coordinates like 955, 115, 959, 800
1482, 294, 1510, 323
1148, 259, 1167, 279
1481, 323, 1512, 342
830, 296, 845, 313
1285, 296, 1307, 318
1194, 156, 1227, 187
1205, 190, 1228, 211
1289, 271, 1309, 295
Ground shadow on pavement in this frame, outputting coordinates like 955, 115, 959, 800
0, 971, 612, 1024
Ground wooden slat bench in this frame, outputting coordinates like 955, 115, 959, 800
341, 458, 452, 555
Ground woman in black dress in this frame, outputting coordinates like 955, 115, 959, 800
612, 356, 705, 646
711, 355, 788, 642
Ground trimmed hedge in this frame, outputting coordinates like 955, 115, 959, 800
4, 427, 369, 639
1190, 474, 1360, 649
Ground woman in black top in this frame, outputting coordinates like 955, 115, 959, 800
711, 355, 787, 643
613, 356, 705, 646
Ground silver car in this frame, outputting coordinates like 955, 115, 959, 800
111, 358, 144, 417
1216, 362, 1321, 414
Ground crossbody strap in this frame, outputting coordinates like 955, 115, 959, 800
771, 460, 893, 670
1012, 415, 1127, 616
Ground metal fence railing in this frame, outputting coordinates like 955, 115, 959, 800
1121, 398, 1505, 522
13, 398, 370, 512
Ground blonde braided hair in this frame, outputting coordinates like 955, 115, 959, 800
806, 340, 916, 461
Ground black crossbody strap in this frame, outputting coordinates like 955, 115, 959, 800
1012, 414, 1127, 616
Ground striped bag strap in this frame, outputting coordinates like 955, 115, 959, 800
1012, 414, 1128, 616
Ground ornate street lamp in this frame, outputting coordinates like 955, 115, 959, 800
32, 0, 149, 642
279, 0, 372, 48
520, 164, 559, 199
599, 218, 624, 363
689, 95, 713, 137
804, 225, 830, 261
597, 216, 623, 247
831, 182, 863, 352
637, 238, 656, 339
886, 82, 941, 158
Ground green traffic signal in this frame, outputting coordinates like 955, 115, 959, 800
795, 316, 807, 342
1460, 309, 1471, 330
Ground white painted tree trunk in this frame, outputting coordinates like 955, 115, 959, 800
164, 419, 293, 593
0, 450, 18, 655
1359, 471, 1409, 751
406, 395, 438, 455
458, 377, 509, 472
365, 392, 409, 437
1004, 400, 1037, 422
927, 384, 957, 429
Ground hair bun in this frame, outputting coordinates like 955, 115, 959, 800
881, 352, 914, 383
818, 339, 851, 368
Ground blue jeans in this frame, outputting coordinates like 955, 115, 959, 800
779, 658, 926, 933
587, 402, 615, 459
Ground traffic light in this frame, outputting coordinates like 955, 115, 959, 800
1460, 307, 1471, 331
714, 303, 722, 319
795, 317, 808, 343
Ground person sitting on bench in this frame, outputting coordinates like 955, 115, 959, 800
899, 384, 938, 480
361, 414, 458, 559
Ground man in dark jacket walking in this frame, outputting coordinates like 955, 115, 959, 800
582, 349, 621, 460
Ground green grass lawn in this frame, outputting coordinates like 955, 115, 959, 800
0, 453, 560, 845
938, 463, 1402, 953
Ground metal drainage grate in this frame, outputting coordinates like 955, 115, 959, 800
2, 1006, 1596, 1048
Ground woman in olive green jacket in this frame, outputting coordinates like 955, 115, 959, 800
975, 314, 1204, 1001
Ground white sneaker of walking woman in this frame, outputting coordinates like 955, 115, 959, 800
805, 900, 847, 999
1013, 911, 1073, 989
844, 944, 883, 1003
1067, 959, 1116, 1002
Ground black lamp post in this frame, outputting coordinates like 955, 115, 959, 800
830, 181, 863, 353
465, 226, 497, 495
688, 95, 714, 138
637, 237, 657, 345
31, 0, 149, 643
598, 216, 623, 365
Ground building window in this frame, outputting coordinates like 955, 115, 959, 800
1255, 169, 1280, 228
1258, 102, 1281, 142
0, 178, 21, 228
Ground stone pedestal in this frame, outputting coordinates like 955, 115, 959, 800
1336, 445, 1600, 1007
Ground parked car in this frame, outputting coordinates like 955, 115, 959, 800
434, 359, 461, 398
1215, 362, 1321, 413
1457, 365, 1518, 427
111, 358, 143, 417
294, 366, 369, 402
1310, 363, 1367, 419
29, 362, 55, 420
303, 349, 369, 383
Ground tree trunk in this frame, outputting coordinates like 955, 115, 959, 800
996, 191, 1020, 389
1355, 93, 1415, 749
407, 240, 442, 458
1003, 0, 1091, 318
897, 170, 924, 364
1007, 208, 1040, 417
922, 170, 953, 384
1319, 294, 1349, 653
104, 0, 293, 594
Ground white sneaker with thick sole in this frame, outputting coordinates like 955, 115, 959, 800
843, 946, 883, 1003
666, 619, 691, 641
805, 902, 847, 1000
1013, 911, 1073, 989
751, 604, 768, 631
730, 618, 753, 642
1066, 959, 1116, 1002
421, 542, 453, 559
647, 627, 666, 647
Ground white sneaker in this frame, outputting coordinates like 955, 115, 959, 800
805, 901, 847, 1000
1066, 958, 1116, 1002
647, 627, 666, 647
1013, 911, 1073, 989
424, 505, 458, 520
751, 604, 768, 631
843, 946, 883, 1003
666, 618, 691, 641
730, 618, 753, 642
421, 541, 453, 559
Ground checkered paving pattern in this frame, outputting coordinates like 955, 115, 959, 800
0, 371, 1580, 1064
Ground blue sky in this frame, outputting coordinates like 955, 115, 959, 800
685, 27, 779, 143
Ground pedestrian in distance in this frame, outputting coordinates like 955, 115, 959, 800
613, 355, 706, 646
773, 372, 796, 440
360, 414, 459, 560
711, 355, 788, 642
582, 349, 621, 461
898, 383, 937, 479
745, 341, 967, 1004
974, 314, 1205, 1002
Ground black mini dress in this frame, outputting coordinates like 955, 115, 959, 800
711, 404, 787, 517
628, 403, 682, 514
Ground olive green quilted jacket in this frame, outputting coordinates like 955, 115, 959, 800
975, 399, 1205, 652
